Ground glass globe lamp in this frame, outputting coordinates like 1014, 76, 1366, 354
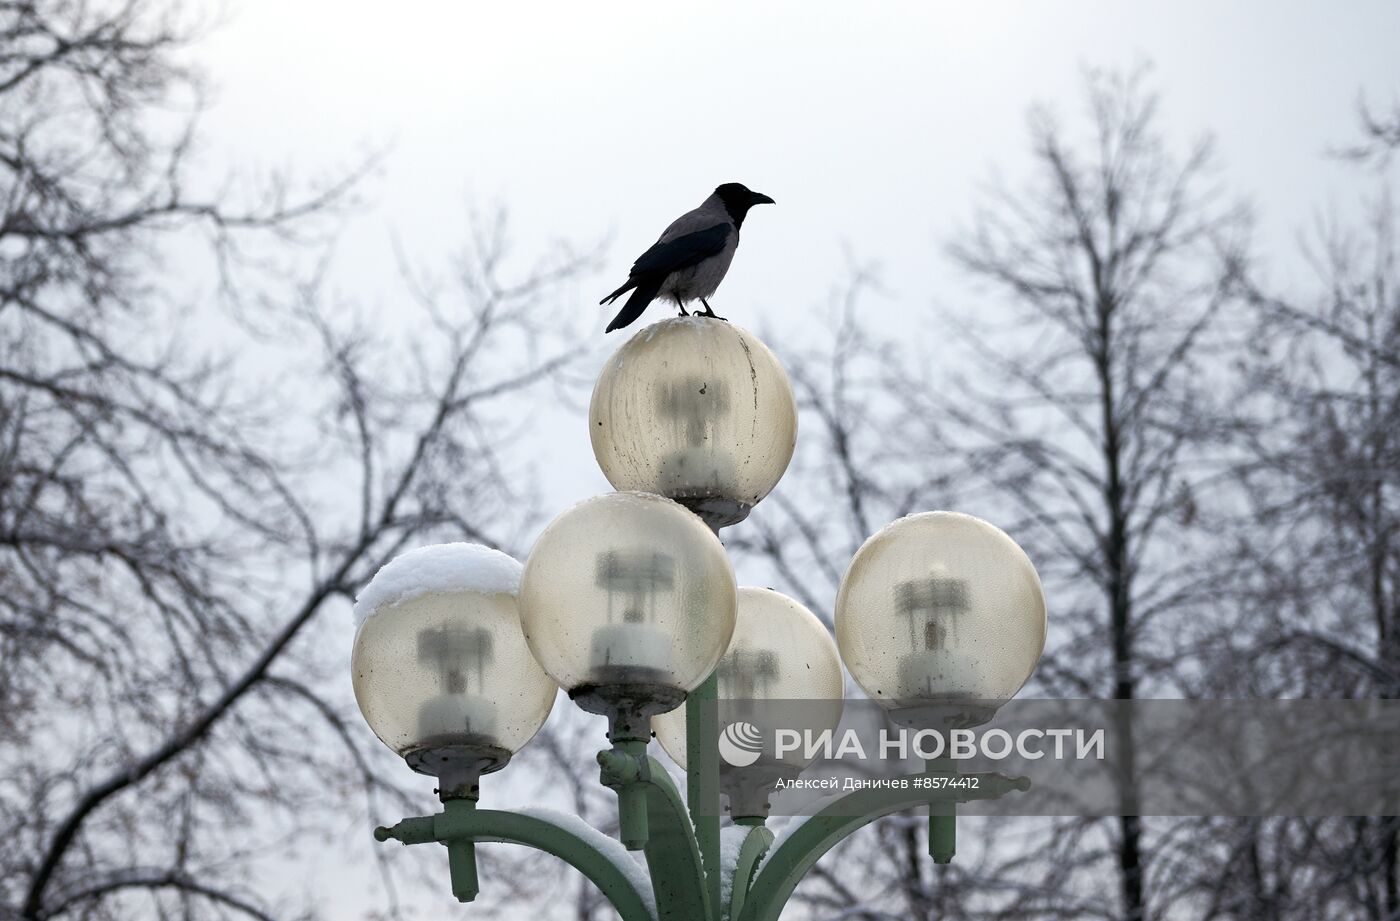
352, 543, 557, 795
590, 317, 798, 529
654, 587, 844, 817
835, 512, 1046, 728
518, 491, 737, 739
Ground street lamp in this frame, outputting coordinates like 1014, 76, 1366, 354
836, 511, 1047, 730
653, 587, 845, 821
351, 543, 556, 797
362, 318, 1045, 921
589, 316, 797, 528
518, 490, 737, 742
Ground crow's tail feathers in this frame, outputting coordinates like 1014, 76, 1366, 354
599, 279, 636, 306
605, 277, 663, 333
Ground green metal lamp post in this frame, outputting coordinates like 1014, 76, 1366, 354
353, 317, 1047, 920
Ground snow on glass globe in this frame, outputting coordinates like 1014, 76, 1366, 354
590, 317, 797, 529
835, 512, 1046, 729
518, 491, 736, 732
653, 587, 844, 816
351, 543, 556, 787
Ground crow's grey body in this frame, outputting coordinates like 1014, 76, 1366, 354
601, 183, 773, 333
653, 200, 739, 305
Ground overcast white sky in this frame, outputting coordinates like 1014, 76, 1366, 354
186, 3, 1399, 914
195, 0, 1400, 537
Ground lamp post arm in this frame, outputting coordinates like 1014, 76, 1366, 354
375, 803, 657, 921
687, 667, 722, 913
641, 757, 715, 920
726, 825, 774, 921
736, 772, 1030, 921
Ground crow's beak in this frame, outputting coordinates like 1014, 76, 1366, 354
751, 192, 775, 206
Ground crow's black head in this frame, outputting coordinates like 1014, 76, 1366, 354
714, 182, 775, 228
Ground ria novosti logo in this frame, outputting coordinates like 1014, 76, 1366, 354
717, 720, 1105, 766
718, 721, 764, 767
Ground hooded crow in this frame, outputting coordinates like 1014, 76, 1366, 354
601, 182, 774, 333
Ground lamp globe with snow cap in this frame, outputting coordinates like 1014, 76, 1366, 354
352, 543, 556, 799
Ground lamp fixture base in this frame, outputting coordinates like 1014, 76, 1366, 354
723, 759, 802, 821
885, 701, 1000, 732
404, 743, 512, 800
571, 682, 687, 743
671, 495, 751, 530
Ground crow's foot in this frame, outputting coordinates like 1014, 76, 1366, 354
697, 299, 726, 320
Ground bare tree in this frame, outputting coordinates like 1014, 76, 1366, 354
746, 69, 1252, 921
1233, 195, 1400, 700
736, 267, 957, 621
0, 2, 591, 919
1192, 160, 1400, 921
1336, 95, 1400, 168
934, 67, 1249, 921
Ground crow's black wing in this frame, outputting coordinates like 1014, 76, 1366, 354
629, 223, 730, 279
600, 223, 732, 332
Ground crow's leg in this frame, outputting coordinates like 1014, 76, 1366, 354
698, 298, 726, 321
675, 295, 689, 316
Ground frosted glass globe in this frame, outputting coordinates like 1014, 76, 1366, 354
835, 512, 1046, 727
518, 491, 737, 718
589, 317, 797, 528
351, 544, 556, 778
654, 587, 844, 771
